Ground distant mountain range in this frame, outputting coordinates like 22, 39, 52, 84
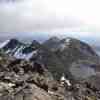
0, 37, 99, 80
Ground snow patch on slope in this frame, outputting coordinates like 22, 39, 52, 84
0, 40, 10, 48
65, 38, 71, 44
60, 38, 71, 51
14, 46, 37, 60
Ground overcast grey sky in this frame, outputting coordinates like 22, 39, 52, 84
0, 0, 100, 45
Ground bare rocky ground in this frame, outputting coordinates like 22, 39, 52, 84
0, 55, 99, 100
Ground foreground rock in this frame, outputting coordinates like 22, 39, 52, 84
0, 56, 65, 100
0, 56, 99, 100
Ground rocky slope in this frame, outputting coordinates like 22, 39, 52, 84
0, 37, 100, 81
0, 37, 100, 100
0, 55, 54, 100
42, 37, 100, 80
0, 55, 99, 100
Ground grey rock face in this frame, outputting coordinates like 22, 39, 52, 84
70, 60, 96, 80
43, 37, 99, 80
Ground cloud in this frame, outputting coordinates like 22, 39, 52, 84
0, 0, 86, 33
0, 0, 100, 45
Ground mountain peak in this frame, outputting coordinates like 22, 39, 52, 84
0, 38, 21, 49
0, 39, 10, 49
48, 36, 60, 42
31, 40, 40, 45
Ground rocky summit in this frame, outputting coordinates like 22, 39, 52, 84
0, 37, 100, 100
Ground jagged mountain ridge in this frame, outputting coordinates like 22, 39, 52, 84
44, 37, 98, 57
0, 39, 40, 60
0, 37, 99, 80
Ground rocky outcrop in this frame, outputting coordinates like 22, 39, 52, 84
0, 53, 100, 99
0, 56, 53, 100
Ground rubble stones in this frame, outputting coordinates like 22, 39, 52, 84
0, 55, 100, 100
